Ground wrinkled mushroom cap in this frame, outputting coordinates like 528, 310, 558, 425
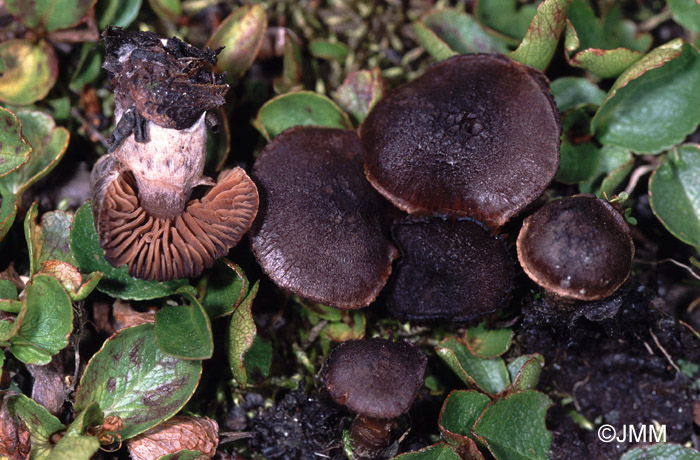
388, 216, 514, 322
324, 338, 427, 420
361, 54, 560, 227
250, 126, 398, 309
517, 195, 634, 301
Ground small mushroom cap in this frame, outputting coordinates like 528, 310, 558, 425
517, 195, 634, 301
361, 54, 560, 226
387, 216, 514, 322
323, 338, 427, 420
250, 126, 398, 309
92, 163, 258, 281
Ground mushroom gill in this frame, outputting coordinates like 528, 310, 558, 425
96, 167, 258, 281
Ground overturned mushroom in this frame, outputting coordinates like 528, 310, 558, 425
91, 27, 258, 281
361, 54, 560, 226
250, 126, 398, 309
387, 216, 514, 322
517, 195, 634, 302
323, 338, 426, 459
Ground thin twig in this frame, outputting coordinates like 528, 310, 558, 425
649, 329, 681, 375
634, 258, 700, 281
624, 164, 657, 196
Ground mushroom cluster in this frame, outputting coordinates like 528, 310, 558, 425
250, 53, 562, 321
91, 27, 259, 281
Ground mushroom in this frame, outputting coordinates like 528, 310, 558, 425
91, 27, 259, 281
387, 216, 514, 322
249, 126, 398, 309
323, 338, 427, 459
517, 194, 634, 302
360, 54, 560, 227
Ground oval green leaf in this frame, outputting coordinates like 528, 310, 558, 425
436, 337, 510, 396
70, 202, 188, 301
474, 0, 537, 44
97, 0, 142, 29
0, 107, 31, 177
508, 354, 544, 391
390, 443, 462, 460
0, 109, 69, 198
155, 289, 214, 360
198, 258, 248, 319
0, 40, 57, 105
334, 68, 385, 125
508, 0, 572, 71
147, 0, 181, 22
621, 443, 700, 460
7, 393, 65, 460
649, 144, 700, 252
592, 40, 700, 154
10, 274, 73, 365
310, 39, 349, 62
439, 390, 491, 452
0, 194, 18, 242
6, 0, 96, 32
465, 321, 513, 358
568, 48, 644, 79
25, 203, 76, 276
669, 0, 700, 34
208, 4, 267, 81
473, 390, 552, 460
253, 91, 352, 140
227, 280, 259, 387
74, 323, 202, 440
550, 77, 606, 112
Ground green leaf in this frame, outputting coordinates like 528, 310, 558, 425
65, 402, 104, 437
0, 109, 70, 198
439, 390, 491, 453
227, 280, 259, 387
253, 91, 353, 140
273, 29, 303, 94
474, 0, 538, 44
208, 4, 267, 82
598, 159, 634, 199
568, 48, 644, 79
10, 274, 73, 365
620, 443, 700, 460
592, 40, 700, 154
557, 141, 600, 184
436, 337, 510, 395
0, 302, 22, 340
74, 323, 202, 440
465, 321, 513, 358
310, 39, 349, 62
197, 258, 248, 319
670, 0, 700, 34
578, 144, 634, 195
0, 39, 57, 105
7, 393, 66, 460
508, 0, 572, 71
334, 68, 384, 125
550, 77, 606, 112
320, 310, 365, 342
473, 390, 552, 460
147, 0, 181, 22
97, 0, 142, 29
508, 354, 544, 391
69, 43, 104, 93
5, 0, 96, 31
649, 145, 700, 252
243, 335, 272, 381
155, 289, 214, 360
0, 107, 31, 177
0, 193, 18, 242
0, 279, 17, 300
390, 443, 462, 460
70, 202, 187, 300
39, 260, 103, 301
25, 203, 76, 276
47, 435, 101, 460
414, 8, 508, 61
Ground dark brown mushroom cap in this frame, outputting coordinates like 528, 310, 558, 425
93, 164, 258, 281
249, 126, 398, 309
388, 216, 514, 322
323, 338, 427, 420
517, 195, 634, 301
361, 54, 560, 227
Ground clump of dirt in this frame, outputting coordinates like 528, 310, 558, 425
248, 386, 346, 460
517, 281, 700, 459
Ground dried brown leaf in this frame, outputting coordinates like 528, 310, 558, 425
127, 415, 219, 460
